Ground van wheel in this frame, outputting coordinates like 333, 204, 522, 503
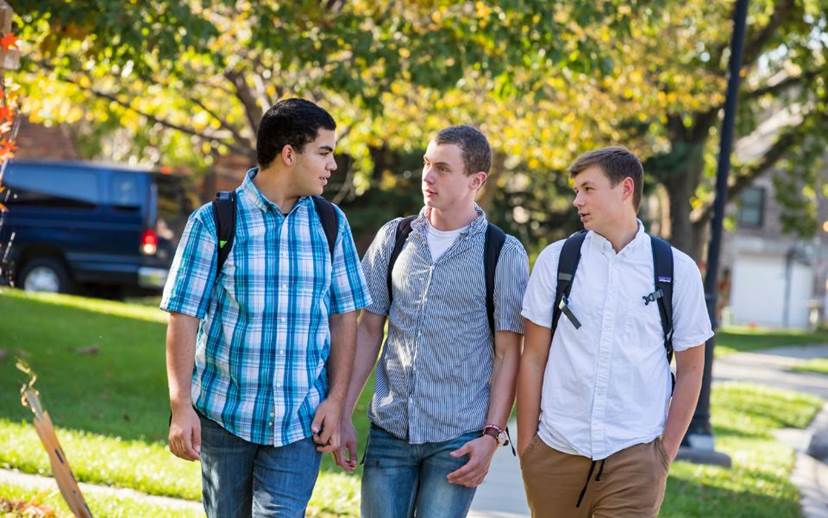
18, 257, 74, 294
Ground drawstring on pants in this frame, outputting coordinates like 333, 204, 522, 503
576, 459, 606, 508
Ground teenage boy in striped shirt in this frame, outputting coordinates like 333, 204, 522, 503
335, 125, 529, 517
162, 99, 370, 517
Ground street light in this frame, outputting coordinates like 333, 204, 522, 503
678, 0, 750, 466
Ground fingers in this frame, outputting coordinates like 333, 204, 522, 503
190, 418, 202, 460
447, 460, 487, 487
168, 409, 200, 461
449, 443, 471, 458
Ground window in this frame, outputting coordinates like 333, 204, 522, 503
4, 165, 100, 209
738, 186, 765, 229
109, 172, 143, 210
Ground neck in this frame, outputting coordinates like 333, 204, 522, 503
596, 216, 639, 253
253, 165, 299, 213
428, 202, 477, 231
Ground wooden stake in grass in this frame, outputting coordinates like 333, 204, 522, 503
17, 359, 93, 518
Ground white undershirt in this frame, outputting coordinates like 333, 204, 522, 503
426, 222, 468, 261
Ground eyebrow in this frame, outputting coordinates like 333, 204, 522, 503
424, 157, 452, 168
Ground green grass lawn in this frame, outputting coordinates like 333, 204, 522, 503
715, 327, 828, 356
0, 289, 372, 516
0, 289, 824, 516
791, 358, 828, 376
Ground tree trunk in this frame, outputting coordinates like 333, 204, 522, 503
663, 140, 706, 261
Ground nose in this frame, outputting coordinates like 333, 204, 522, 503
329, 155, 338, 172
423, 166, 435, 184
573, 191, 585, 208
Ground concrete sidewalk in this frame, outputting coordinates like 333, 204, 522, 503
469, 344, 828, 518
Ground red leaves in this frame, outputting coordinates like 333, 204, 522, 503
0, 33, 17, 51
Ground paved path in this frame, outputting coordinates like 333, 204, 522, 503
469, 344, 828, 518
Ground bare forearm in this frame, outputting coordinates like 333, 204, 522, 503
516, 356, 544, 445
516, 320, 552, 449
485, 331, 521, 428
328, 311, 358, 403
166, 313, 199, 411
663, 347, 705, 445
344, 312, 385, 415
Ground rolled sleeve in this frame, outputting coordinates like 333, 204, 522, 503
360, 218, 400, 316
160, 205, 217, 319
520, 240, 565, 329
329, 207, 372, 315
494, 236, 530, 333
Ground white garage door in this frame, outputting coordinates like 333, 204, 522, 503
730, 255, 813, 329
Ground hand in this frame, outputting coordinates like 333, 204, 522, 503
311, 398, 342, 453
168, 404, 201, 461
334, 417, 358, 472
446, 436, 498, 488
660, 436, 679, 463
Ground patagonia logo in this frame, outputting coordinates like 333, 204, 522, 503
658, 276, 672, 283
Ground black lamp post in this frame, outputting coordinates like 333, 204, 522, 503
677, 0, 750, 467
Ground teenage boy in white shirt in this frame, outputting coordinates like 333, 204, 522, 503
517, 146, 713, 517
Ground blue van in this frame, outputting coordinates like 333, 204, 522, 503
0, 160, 196, 297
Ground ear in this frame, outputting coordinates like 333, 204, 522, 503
471, 171, 488, 190
279, 144, 295, 166
622, 176, 635, 201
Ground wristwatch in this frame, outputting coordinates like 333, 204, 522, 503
482, 424, 508, 446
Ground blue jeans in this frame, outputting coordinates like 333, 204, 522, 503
199, 413, 321, 518
361, 424, 479, 518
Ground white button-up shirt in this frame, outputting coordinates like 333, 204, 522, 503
521, 223, 713, 460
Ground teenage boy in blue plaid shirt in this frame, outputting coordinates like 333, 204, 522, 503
161, 98, 371, 517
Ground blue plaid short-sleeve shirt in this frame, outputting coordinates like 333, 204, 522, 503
161, 169, 371, 446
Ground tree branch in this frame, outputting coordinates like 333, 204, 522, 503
741, 0, 796, 70
744, 69, 823, 101
60, 75, 255, 158
691, 118, 808, 225
188, 96, 255, 152
224, 69, 264, 135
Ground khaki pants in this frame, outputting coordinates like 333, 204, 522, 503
520, 435, 670, 518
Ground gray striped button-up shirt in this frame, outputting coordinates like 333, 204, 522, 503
361, 206, 529, 443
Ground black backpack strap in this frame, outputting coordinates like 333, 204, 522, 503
212, 191, 237, 274
311, 196, 339, 259
386, 216, 417, 304
552, 231, 587, 330
650, 235, 675, 390
484, 223, 507, 340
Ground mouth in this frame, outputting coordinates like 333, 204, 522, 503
320, 176, 329, 186
424, 189, 437, 197
579, 212, 590, 221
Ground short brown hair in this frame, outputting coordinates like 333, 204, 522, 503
434, 125, 492, 175
568, 146, 644, 209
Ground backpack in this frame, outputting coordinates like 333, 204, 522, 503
552, 230, 675, 389
211, 191, 339, 273
386, 216, 507, 341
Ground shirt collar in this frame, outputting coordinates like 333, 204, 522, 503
588, 219, 648, 256
411, 204, 488, 237
240, 167, 311, 214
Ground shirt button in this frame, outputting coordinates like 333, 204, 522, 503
280, 317, 286, 323
281, 284, 288, 290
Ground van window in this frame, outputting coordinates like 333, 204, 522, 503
109, 172, 144, 209
4, 165, 100, 208
153, 174, 196, 242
